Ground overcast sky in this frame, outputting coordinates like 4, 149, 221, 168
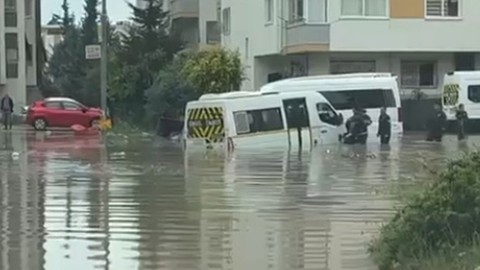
41, 0, 132, 24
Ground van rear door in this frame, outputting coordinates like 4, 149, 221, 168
186, 106, 225, 146
442, 84, 461, 120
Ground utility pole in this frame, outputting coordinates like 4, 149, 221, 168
100, 0, 108, 114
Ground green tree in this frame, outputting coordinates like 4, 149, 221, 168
145, 52, 198, 122
182, 47, 244, 94
81, 0, 100, 106
109, 0, 183, 124
81, 0, 98, 45
48, 0, 86, 102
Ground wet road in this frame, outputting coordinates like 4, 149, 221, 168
0, 129, 473, 270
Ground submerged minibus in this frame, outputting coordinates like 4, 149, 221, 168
183, 91, 344, 151
442, 71, 480, 125
260, 73, 403, 141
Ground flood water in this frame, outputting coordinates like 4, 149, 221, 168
0, 129, 474, 270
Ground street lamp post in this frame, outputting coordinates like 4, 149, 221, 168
100, 0, 108, 114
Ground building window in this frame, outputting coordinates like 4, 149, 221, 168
426, 0, 459, 17
467, 85, 480, 103
400, 61, 436, 88
45, 101, 62, 109
289, 0, 327, 23
317, 103, 339, 125
26, 40, 33, 65
5, 33, 19, 78
341, 0, 387, 17
234, 108, 284, 135
5, 0, 17, 27
25, 0, 32, 16
289, 0, 304, 22
320, 89, 396, 110
265, 0, 274, 23
206, 21, 220, 44
330, 60, 376, 74
308, 0, 327, 22
222, 8, 231, 35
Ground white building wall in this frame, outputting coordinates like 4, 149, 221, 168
221, 0, 282, 90
25, 0, 37, 86
199, 0, 218, 45
1, 0, 28, 110
0, 0, 39, 110
329, 0, 480, 51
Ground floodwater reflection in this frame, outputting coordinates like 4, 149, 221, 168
0, 130, 477, 270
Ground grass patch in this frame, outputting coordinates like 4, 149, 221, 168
370, 151, 480, 270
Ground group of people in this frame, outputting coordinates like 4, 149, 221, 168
342, 103, 469, 145
343, 107, 391, 145
426, 103, 468, 142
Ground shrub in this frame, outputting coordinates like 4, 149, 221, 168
370, 151, 480, 270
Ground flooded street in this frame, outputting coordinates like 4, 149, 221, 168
0, 129, 473, 270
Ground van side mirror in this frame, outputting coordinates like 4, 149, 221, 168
336, 113, 344, 126
82, 108, 88, 113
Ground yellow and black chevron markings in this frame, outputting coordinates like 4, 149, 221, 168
187, 107, 225, 143
443, 84, 460, 106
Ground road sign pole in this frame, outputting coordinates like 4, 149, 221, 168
100, 0, 108, 114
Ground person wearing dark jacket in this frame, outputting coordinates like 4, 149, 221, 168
377, 107, 391, 144
455, 103, 468, 140
344, 108, 372, 145
0, 94, 14, 130
426, 104, 447, 142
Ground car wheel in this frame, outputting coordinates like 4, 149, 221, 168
33, 118, 47, 131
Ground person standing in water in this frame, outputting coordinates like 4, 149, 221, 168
377, 107, 391, 145
426, 104, 447, 142
455, 103, 468, 140
344, 107, 371, 145
0, 94, 14, 130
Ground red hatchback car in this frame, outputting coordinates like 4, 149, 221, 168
26, 97, 104, 130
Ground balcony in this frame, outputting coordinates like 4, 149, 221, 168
169, 0, 199, 20
283, 22, 330, 54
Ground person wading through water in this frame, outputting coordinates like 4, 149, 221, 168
344, 107, 372, 145
456, 103, 468, 141
426, 103, 447, 142
0, 94, 14, 130
377, 107, 391, 145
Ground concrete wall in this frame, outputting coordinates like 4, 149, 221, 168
221, 0, 283, 90
329, 0, 480, 51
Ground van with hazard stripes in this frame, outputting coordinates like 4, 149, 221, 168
442, 71, 480, 126
260, 73, 403, 142
183, 90, 345, 151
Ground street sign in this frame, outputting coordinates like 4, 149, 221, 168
85, 44, 101, 60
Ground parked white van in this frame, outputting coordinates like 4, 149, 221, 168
260, 73, 403, 141
442, 71, 480, 122
183, 91, 344, 151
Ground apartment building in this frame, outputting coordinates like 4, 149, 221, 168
0, 0, 41, 110
220, 0, 480, 98
137, 0, 221, 49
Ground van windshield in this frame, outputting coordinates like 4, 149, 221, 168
319, 89, 396, 110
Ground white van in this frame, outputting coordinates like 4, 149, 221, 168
183, 91, 344, 151
260, 73, 403, 140
442, 71, 480, 121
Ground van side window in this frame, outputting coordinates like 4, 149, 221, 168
234, 108, 284, 135
467, 85, 480, 103
317, 103, 338, 125
320, 89, 396, 110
